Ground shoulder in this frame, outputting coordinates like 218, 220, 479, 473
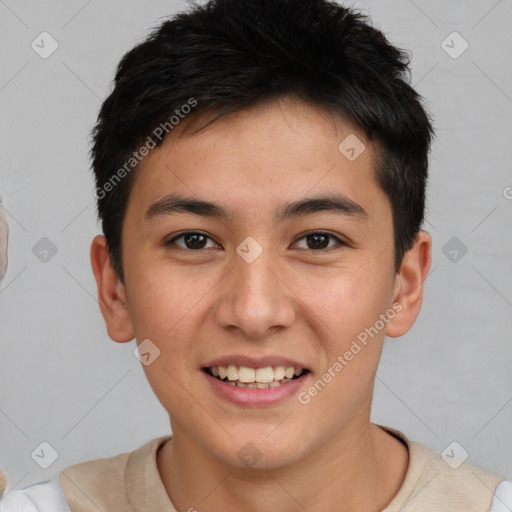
406, 440, 509, 511
379, 425, 510, 512
58, 436, 171, 511
0, 474, 71, 512
0, 436, 170, 512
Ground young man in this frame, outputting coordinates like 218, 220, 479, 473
1, 0, 511, 510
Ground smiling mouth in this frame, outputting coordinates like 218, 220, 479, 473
203, 365, 310, 389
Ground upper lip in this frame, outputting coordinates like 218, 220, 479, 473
203, 355, 309, 370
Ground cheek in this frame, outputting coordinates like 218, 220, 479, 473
125, 261, 213, 339
300, 265, 392, 381
303, 265, 389, 331
299, 276, 388, 422
126, 271, 208, 407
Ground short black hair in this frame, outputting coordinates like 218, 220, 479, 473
91, 0, 434, 282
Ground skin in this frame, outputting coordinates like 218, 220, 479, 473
91, 97, 431, 512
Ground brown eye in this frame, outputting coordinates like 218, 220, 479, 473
166, 231, 218, 250
294, 232, 345, 251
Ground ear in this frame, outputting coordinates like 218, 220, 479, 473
385, 230, 432, 338
90, 234, 134, 343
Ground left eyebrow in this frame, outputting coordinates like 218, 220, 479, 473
276, 194, 368, 223
145, 193, 368, 223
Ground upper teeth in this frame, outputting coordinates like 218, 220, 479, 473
210, 365, 303, 383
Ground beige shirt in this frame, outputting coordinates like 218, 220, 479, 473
55, 426, 505, 512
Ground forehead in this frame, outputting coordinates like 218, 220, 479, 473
127, 98, 386, 223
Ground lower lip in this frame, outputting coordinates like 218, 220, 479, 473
202, 370, 310, 407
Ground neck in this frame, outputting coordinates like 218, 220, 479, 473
157, 421, 409, 512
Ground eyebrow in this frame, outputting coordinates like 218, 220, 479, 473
145, 193, 368, 223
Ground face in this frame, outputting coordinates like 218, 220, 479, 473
92, 97, 431, 469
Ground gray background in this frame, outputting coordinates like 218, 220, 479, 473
1, 0, 511, 493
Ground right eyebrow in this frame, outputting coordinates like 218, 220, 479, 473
145, 194, 233, 221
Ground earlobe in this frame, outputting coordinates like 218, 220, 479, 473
386, 230, 432, 338
90, 234, 134, 343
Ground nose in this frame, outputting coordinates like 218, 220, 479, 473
214, 246, 297, 339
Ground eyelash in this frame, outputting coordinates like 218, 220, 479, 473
165, 231, 348, 253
